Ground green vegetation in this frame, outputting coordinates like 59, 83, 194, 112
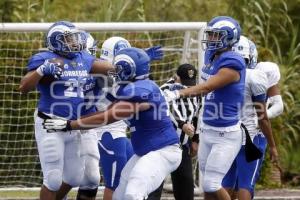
0, 0, 299, 188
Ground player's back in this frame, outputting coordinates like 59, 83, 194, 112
116, 79, 179, 156
256, 61, 280, 88
241, 69, 268, 138
27, 51, 95, 120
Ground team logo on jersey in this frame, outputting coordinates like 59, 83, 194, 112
69, 61, 83, 68
188, 69, 194, 78
70, 61, 77, 67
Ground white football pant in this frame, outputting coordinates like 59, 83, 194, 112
79, 129, 101, 190
198, 128, 242, 192
112, 144, 182, 200
35, 113, 85, 191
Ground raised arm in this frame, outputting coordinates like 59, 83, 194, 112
19, 59, 63, 94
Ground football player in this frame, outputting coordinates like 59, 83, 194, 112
19, 21, 113, 200
222, 36, 278, 200
82, 35, 164, 200
43, 47, 182, 200
164, 16, 246, 200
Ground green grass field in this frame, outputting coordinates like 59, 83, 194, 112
0, 190, 77, 199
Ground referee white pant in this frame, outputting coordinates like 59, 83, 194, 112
113, 144, 182, 200
198, 128, 242, 192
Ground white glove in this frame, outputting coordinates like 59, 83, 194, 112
43, 119, 71, 132
163, 89, 180, 102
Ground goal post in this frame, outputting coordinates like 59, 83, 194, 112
0, 22, 206, 189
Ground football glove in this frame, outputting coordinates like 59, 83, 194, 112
36, 60, 63, 79
145, 46, 164, 61
163, 89, 180, 102
43, 119, 72, 132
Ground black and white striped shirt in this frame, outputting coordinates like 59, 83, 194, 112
161, 79, 201, 146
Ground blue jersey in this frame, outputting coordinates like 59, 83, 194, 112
115, 79, 179, 156
27, 51, 95, 120
201, 50, 246, 127
81, 76, 101, 115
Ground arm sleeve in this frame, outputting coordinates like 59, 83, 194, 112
267, 95, 284, 118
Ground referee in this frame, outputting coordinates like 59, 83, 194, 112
160, 63, 201, 200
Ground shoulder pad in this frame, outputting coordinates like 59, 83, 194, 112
248, 69, 268, 96
256, 62, 280, 87
218, 51, 246, 71
27, 51, 58, 71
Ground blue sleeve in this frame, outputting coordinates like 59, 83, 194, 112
27, 51, 57, 71
117, 85, 152, 103
27, 54, 46, 71
218, 51, 246, 71
252, 94, 267, 102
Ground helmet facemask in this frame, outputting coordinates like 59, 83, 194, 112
202, 28, 228, 50
55, 30, 85, 53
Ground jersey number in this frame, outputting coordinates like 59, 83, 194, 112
64, 78, 85, 98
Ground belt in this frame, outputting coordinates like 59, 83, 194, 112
37, 111, 52, 120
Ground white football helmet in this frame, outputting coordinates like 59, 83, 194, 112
85, 33, 98, 56
100, 36, 131, 64
233, 35, 251, 60
233, 35, 258, 68
248, 39, 258, 69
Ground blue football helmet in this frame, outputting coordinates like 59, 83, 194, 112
46, 21, 85, 57
202, 16, 242, 51
112, 47, 150, 82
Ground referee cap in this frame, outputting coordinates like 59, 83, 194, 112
176, 64, 197, 86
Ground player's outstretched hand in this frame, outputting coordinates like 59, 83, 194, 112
43, 119, 71, 132
145, 45, 164, 61
36, 59, 63, 79
163, 89, 180, 102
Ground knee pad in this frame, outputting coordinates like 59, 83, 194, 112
76, 188, 98, 200
44, 169, 62, 191
202, 171, 223, 192
64, 166, 84, 187
83, 155, 100, 188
